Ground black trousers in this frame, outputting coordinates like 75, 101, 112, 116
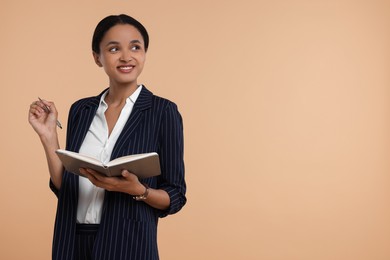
74, 224, 99, 260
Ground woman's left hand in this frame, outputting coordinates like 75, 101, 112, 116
80, 168, 146, 195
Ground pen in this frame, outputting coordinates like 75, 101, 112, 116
38, 97, 63, 129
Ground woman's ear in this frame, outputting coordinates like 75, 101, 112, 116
93, 52, 103, 67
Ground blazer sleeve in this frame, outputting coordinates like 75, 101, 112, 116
157, 101, 187, 217
49, 179, 59, 197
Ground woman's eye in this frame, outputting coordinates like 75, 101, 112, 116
109, 47, 119, 52
131, 45, 141, 51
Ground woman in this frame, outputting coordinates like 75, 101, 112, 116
28, 14, 186, 260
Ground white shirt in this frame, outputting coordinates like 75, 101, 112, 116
76, 86, 142, 224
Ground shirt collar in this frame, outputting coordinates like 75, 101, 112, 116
100, 85, 143, 107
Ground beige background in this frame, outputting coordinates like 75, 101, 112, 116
1, 0, 390, 259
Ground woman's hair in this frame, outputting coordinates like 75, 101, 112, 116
92, 14, 149, 54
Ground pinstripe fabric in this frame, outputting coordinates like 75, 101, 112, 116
50, 86, 186, 260
75, 224, 99, 260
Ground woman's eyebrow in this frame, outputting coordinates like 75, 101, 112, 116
129, 40, 142, 44
105, 39, 142, 46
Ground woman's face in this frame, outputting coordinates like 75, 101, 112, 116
93, 24, 146, 87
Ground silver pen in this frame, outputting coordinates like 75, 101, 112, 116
38, 97, 63, 129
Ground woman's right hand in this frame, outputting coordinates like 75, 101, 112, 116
28, 99, 59, 140
29, 99, 64, 189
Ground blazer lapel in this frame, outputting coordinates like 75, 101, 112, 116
67, 94, 102, 153
64, 93, 101, 210
67, 86, 153, 158
111, 86, 153, 159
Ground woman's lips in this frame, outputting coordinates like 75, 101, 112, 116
117, 65, 134, 73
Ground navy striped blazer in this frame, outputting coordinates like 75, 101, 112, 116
49, 86, 186, 260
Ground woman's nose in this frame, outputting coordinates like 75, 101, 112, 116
119, 53, 132, 62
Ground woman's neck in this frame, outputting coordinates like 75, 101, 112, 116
105, 82, 139, 107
